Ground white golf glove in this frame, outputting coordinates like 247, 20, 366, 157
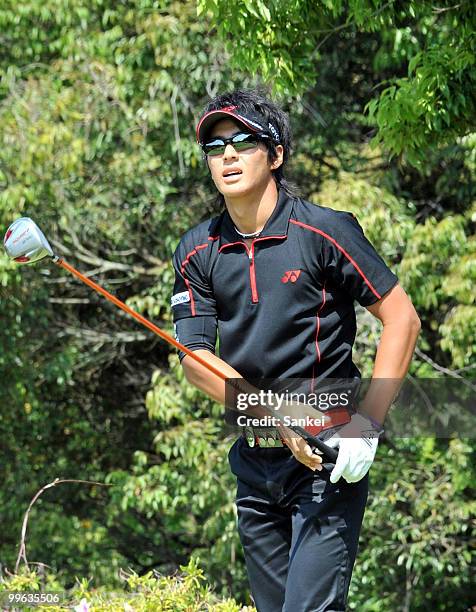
324, 413, 383, 484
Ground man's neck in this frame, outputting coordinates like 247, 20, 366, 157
224, 180, 279, 235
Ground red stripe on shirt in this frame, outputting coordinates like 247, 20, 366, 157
290, 219, 381, 300
311, 283, 326, 393
180, 236, 218, 316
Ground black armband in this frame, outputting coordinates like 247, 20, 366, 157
174, 315, 217, 362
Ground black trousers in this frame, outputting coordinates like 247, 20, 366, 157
228, 437, 368, 612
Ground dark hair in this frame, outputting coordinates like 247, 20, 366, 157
201, 89, 298, 205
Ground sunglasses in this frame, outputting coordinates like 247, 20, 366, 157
201, 132, 270, 156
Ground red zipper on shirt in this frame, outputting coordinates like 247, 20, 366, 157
219, 235, 287, 303
248, 244, 258, 303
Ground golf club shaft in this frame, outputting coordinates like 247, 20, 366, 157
56, 258, 227, 380
55, 257, 338, 461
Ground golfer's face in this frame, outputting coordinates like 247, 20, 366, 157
207, 119, 280, 200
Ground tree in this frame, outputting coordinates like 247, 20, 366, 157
0, 0, 474, 608
0, 0, 251, 594
198, 0, 476, 167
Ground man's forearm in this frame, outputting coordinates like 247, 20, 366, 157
181, 350, 329, 424
181, 349, 247, 404
359, 317, 421, 425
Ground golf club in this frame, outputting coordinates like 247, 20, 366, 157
4, 217, 339, 461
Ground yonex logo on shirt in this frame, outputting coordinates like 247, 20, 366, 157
281, 270, 301, 284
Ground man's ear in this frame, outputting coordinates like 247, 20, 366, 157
270, 145, 284, 170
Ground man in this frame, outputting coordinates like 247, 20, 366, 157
171, 90, 420, 611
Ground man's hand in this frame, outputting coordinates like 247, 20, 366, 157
277, 424, 323, 471
324, 413, 382, 483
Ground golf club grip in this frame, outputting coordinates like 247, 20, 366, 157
292, 426, 339, 462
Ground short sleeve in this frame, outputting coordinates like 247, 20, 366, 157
171, 236, 217, 321
320, 212, 399, 306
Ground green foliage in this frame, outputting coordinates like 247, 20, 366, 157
197, 0, 399, 93
0, 1, 474, 610
366, 39, 476, 167
105, 356, 249, 599
399, 213, 476, 367
0, 0, 254, 597
199, 0, 476, 167
0, 558, 250, 611
349, 439, 475, 610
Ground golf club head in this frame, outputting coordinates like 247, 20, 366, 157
3, 217, 55, 264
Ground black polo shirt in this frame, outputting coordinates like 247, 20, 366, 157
171, 190, 398, 383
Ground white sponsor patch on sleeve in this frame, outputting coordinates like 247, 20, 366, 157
171, 290, 191, 307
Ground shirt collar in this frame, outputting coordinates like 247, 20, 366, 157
218, 189, 294, 248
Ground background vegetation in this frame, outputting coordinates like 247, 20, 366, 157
0, 1, 474, 610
